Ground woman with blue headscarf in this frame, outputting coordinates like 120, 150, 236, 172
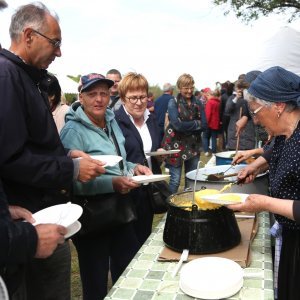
227, 66, 300, 300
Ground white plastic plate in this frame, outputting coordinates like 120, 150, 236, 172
180, 257, 243, 299
145, 149, 181, 156
32, 203, 83, 228
65, 221, 81, 239
90, 155, 123, 167
131, 174, 170, 184
200, 193, 249, 205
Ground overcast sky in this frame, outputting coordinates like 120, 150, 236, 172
1, 0, 300, 90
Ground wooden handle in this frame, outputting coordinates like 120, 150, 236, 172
235, 107, 243, 155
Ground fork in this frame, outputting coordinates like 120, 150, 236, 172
172, 249, 189, 278
57, 202, 71, 225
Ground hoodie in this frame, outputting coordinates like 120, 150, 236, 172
60, 102, 136, 195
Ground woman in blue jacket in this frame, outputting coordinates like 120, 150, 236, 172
162, 73, 207, 194
60, 73, 151, 300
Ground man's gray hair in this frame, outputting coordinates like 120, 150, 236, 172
9, 2, 59, 41
163, 83, 174, 92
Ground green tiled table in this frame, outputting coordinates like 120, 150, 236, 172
105, 212, 274, 300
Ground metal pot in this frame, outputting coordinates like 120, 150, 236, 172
163, 191, 241, 254
186, 164, 269, 195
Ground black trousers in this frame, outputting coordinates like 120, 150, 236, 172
73, 222, 139, 300
278, 227, 300, 300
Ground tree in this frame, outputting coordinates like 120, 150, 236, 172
212, 0, 300, 23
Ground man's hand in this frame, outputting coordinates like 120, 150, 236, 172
112, 176, 140, 194
69, 150, 91, 159
133, 164, 152, 176
8, 205, 35, 223
77, 158, 106, 182
34, 224, 67, 259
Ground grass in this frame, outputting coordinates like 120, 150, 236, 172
70, 154, 211, 299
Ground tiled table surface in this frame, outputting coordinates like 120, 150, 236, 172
105, 212, 274, 300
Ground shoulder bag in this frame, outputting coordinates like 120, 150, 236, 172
73, 129, 137, 236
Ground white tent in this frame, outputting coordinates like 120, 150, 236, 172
55, 74, 79, 94
253, 26, 300, 75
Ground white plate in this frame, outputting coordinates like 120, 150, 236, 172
186, 165, 266, 182
90, 155, 123, 167
180, 257, 243, 299
200, 193, 249, 205
131, 174, 170, 184
32, 203, 83, 228
145, 149, 181, 156
65, 221, 81, 239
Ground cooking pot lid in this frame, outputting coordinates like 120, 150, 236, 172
179, 257, 243, 299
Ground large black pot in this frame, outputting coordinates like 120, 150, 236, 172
163, 191, 241, 254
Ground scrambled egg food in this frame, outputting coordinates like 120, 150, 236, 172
217, 194, 241, 202
219, 183, 233, 193
194, 189, 221, 210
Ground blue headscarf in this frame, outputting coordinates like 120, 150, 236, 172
248, 66, 300, 107
244, 70, 262, 84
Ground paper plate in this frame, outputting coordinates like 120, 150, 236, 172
145, 149, 181, 156
200, 193, 249, 205
131, 174, 170, 184
180, 257, 243, 299
65, 221, 81, 239
90, 155, 123, 167
32, 203, 83, 228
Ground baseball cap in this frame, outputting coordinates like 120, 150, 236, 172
79, 73, 114, 93
202, 87, 211, 93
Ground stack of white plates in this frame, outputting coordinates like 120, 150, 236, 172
32, 203, 83, 238
180, 257, 243, 299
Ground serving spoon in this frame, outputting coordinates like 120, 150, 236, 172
206, 172, 238, 181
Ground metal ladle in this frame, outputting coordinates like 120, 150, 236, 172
192, 160, 202, 205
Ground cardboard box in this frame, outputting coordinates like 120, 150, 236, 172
158, 214, 258, 267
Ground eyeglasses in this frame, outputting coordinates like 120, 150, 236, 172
181, 86, 194, 92
32, 29, 61, 48
249, 105, 264, 118
125, 95, 148, 104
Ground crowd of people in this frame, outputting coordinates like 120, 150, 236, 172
0, 2, 300, 300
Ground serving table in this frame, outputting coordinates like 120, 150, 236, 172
105, 212, 274, 300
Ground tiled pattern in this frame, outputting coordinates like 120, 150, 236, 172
105, 212, 274, 300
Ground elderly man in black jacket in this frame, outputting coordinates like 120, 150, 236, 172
0, 3, 105, 299
0, 179, 66, 298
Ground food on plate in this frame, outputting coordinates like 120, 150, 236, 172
194, 189, 221, 210
217, 193, 241, 202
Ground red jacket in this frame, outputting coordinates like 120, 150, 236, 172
205, 97, 221, 130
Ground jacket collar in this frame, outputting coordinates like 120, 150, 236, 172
0, 48, 47, 86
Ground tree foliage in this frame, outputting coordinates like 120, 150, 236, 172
212, 0, 300, 23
